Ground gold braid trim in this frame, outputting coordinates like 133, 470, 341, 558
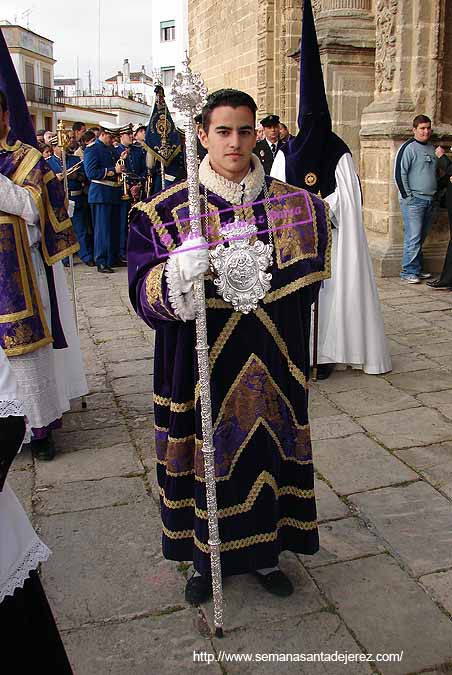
153, 394, 194, 412
154, 394, 171, 407
254, 306, 307, 389
159, 488, 194, 510
171, 400, 194, 413
206, 298, 231, 310
278, 517, 317, 531
134, 181, 188, 254
168, 433, 195, 444
162, 524, 193, 540
10, 146, 42, 186
145, 262, 171, 321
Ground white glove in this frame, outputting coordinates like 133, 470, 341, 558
176, 236, 209, 292
67, 200, 75, 218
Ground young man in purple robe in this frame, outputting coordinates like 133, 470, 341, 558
128, 89, 331, 604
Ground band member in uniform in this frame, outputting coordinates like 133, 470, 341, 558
84, 126, 125, 273
253, 114, 282, 174
117, 124, 147, 262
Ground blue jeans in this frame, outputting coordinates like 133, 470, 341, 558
400, 196, 434, 278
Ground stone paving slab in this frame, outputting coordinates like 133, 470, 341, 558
312, 555, 452, 675
70, 392, 117, 411
110, 374, 153, 396
129, 427, 156, 471
358, 407, 452, 449
394, 443, 452, 499
388, 353, 438, 374
420, 569, 452, 615
313, 434, 417, 495
310, 414, 363, 440
314, 478, 351, 522
350, 482, 452, 576
210, 612, 373, 674
11, 445, 33, 470
100, 341, 154, 363
85, 373, 110, 393
34, 477, 148, 515
384, 370, 452, 395
203, 553, 325, 632
417, 390, 452, 421
53, 425, 130, 453
308, 389, 339, 418
327, 378, 420, 417
39, 502, 186, 629
117, 393, 154, 417
61, 407, 124, 432
390, 328, 451, 347
420, 340, 452, 357
315, 369, 378, 394
35, 443, 142, 486
107, 358, 154, 380
300, 517, 385, 568
63, 609, 219, 675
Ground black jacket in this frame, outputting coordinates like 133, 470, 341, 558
253, 139, 281, 175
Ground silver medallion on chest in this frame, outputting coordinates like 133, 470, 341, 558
210, 216, 273, 314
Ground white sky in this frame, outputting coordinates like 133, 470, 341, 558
1, 0, 156, 90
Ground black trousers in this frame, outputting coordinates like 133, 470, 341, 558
438, 210, 452, 285
0, 570, 73, 674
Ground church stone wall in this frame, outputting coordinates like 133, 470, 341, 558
188, 0, 259, 101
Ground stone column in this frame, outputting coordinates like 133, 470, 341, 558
360, 0, 452, 276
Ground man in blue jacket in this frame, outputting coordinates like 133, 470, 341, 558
84, 127, 126, 273
394, 115, 438, 283
117, 125, 146, 261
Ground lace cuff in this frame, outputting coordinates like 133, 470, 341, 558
165, 256, 196, 322
0, 399, 26, 418
0, 538, 51, 603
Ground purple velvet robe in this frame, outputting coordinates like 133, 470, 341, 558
0, 136, 79, 357
128, 176, 331, 576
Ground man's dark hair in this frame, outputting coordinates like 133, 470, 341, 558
202, 89, 257, 132
72, 121, 86, 132
80, 129, 96, 145
36, 128, 46, 136
0, 90, 8, 113
413, 114, 431, 128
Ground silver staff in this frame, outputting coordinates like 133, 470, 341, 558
56, 121, 87, 409
172, 57, 224, 638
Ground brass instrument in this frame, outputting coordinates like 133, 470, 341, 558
145, 168, 153, 198
65, 159, 84, 178
118, 157, 130, 201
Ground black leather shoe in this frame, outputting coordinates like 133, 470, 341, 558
97, 265, 114, 273
113, 259, 127, 268
85, 260, 95, 267
315, 363, 336, 380
254, 570, 294, 597
426, 279, 452, 290
184, 574, 212, 605
30, 435, 56, 461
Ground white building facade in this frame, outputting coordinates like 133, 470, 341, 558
1, 21, 64, 131
149, 0, 188, 125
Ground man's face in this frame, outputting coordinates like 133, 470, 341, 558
134, 128, 146, 142
279, 124, 289, 141
199, 105, 257, 183
37, 132, 44, 143
264, 124, 280, 144
43, 131, 53, 144
120, 132, 132, 147
74, 125, 86, 141
100, 131, 112, 145
413, 123, 432, 143
0, 108, 9, 139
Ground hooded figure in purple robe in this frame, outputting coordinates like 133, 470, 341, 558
0, 28, 81, 459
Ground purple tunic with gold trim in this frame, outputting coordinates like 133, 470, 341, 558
128, 176, 331, 576
0, 135, 79, 357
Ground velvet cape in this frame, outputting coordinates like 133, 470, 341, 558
128, 176, 331, 576
0, 135, 79, 356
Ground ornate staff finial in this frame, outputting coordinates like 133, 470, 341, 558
171, 57, 208, 117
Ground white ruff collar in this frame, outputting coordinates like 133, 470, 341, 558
198, 154, 265, 205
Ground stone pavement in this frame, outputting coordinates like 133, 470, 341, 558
9, 266, 452, 675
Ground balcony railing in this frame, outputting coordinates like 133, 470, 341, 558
21, 82, 65, 106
